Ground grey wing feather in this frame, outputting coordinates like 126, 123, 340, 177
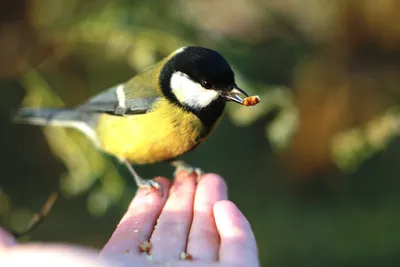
77, 84, 160, 116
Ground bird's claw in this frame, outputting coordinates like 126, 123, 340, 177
139, 179, 163, 197
171, 160, 204, 182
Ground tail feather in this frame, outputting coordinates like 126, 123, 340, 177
13, 108, 100, 146
14, 108, 83, 126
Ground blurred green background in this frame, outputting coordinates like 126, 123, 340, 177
1, 0, 400, 266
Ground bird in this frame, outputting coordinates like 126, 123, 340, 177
14, 46, 257, 195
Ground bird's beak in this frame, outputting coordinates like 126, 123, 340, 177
221, 86, 249, 105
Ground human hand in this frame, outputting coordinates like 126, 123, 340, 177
0, 172, 259, 267
101, 171, 259, 267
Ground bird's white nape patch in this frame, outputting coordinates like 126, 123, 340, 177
170, 71, 219, 110
173, 47, 187, 55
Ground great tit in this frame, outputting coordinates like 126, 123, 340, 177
15, 46, 255, 195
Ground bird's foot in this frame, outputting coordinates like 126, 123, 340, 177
136, 178, 163, 196
123, 161, 163, 196
171, 160, 204, 181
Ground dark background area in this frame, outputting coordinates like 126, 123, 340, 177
1, 1, 400, 266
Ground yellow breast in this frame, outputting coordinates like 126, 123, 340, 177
96, 99, 211, 164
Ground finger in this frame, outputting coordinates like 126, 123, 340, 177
0, 227, 16, 251
187, 174, 227, 261
215, 200, 259, 267
101, 177, 170, 256
150, 171, 196, 261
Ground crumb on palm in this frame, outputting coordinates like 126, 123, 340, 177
139, 240, 152, 253
145, 254, 153, 261
180, 252, 193, 260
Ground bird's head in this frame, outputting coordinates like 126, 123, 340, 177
160, 46, 249, 111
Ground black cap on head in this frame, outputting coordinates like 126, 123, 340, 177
170, 46, 236, 91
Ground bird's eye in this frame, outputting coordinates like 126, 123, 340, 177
201, 81, 213, 89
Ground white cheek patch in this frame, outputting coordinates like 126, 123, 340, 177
170, 71, 219, 110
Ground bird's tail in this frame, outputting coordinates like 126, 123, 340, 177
13, 108, 100, 145
14, 108, 86, 127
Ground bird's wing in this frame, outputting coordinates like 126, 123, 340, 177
77, 66, 163, 116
